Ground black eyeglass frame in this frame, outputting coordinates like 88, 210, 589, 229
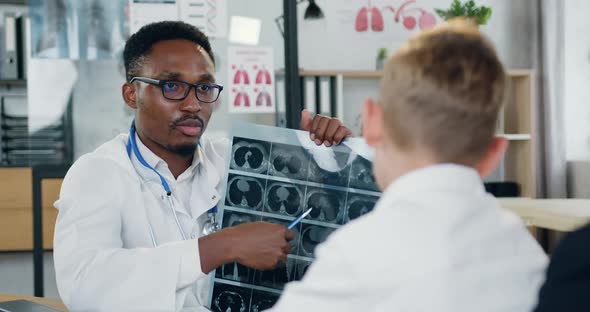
129, 76, 224, 103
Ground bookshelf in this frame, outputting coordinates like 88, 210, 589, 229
501, 71, 536, 198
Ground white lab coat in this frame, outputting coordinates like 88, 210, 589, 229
53, 133, 228, 312
270, 164, 549, 312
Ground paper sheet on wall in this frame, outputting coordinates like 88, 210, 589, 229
227, 46, 275, 114
130, 0, 227, 37
129, 0, 179, 34
208, 123, 380, 311
179, 0, 227, 38
28, 59, 78, 133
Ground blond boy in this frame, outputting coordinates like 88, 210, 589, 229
269, 22, 548, 312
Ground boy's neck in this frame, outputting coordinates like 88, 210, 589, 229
374, 144, 440, 191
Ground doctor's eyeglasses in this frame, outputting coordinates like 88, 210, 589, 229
129, 76, 224, 103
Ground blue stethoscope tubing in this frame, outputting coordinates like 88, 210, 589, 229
126, 120, 217, 246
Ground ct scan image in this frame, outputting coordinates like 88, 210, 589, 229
290, 260, 312, 282
211, 124, 382, 311
299, 224, 336, 258
230, 137, 271, 175
222, 211, 260, 228
264, 181, 304, 217
349, 156, 379, 191
253, 258, 296, 290
307, 150, 351, 187
216, 261, 255, 284
304, 187, 346, 224
225, 174, 266, 211
345, 194, 379, 222
268, 142, 310, 181
211, 283, 252, 312
250, 290, 280, 312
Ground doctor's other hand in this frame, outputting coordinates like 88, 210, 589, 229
230, 222, 294, 270
300, 109, 352, 147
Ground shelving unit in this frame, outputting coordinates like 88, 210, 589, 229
0, 95, 74, 166
278, 69, 537, 198
501, 71, 536, 198
0, 80, 27, 87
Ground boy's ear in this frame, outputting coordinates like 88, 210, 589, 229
476, 137, 508, 177
362, 97, 385, 147
122, 82, 138, 110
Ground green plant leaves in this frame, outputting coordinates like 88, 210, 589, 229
435, 0, 492, 25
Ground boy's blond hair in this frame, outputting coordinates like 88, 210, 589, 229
380, 21, 506, 165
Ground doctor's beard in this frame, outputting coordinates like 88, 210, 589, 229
168, 142, 198, 156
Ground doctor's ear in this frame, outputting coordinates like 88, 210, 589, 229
122, 82, 138, 110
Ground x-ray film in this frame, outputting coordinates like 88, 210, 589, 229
209, 123, 381, 311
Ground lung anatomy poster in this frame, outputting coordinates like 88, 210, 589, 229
227, 46, 275, 114
327, 0, 444, 35
208, 123, 381, 311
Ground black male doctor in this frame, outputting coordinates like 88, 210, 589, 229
53, 21, 351, 312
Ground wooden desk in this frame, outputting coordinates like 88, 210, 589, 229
0, 294, 66, 311
0, 166, 69, 297
500, 198, 590, 232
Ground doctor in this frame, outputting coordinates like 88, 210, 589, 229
53, 21, 351, 311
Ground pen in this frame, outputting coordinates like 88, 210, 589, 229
287, 208, 313, 229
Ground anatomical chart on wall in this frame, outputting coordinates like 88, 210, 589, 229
326, 0, 444, 35
227, 46, 275, 114
178, 0, 227, 38
208, 123, 381, 312
129, 0, 227, 37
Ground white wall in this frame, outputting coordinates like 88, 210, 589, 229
299, 0, 537, 70
564, 0, 590, 161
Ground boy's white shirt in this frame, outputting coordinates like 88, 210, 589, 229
270, 164, 548, 312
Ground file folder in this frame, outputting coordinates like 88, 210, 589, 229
2, 13, 18, 79
16, 14, 30, 79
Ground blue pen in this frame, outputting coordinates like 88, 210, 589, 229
288, 208, 313, 229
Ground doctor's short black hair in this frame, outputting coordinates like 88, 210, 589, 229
123, 21, 215, 82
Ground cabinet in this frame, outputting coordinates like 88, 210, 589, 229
0, 167, 62, 251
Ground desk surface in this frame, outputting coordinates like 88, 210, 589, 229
0, 294, 66, 312
500, 198, 590, 232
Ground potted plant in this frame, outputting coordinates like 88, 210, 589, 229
376, 48, 387, 70
435, 0, 492, 26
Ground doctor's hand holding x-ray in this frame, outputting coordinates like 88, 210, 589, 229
52, 21, 351, 312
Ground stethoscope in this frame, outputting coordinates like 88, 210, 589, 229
126, 120, 220, 247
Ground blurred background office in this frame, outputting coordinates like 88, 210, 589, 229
0, 0, 588, 306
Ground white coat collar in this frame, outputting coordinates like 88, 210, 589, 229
377, 164, 485, 211
91, 133, 225, 199
134, 132, 201, 179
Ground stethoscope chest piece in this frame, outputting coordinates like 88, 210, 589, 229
202, 210, 220, 236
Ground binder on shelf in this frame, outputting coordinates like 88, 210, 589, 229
16, 14, 30, 79
2, 13, 18, 79
319, 76, 331, 116
275, 77, 286, 128
303, 77, 316, 114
